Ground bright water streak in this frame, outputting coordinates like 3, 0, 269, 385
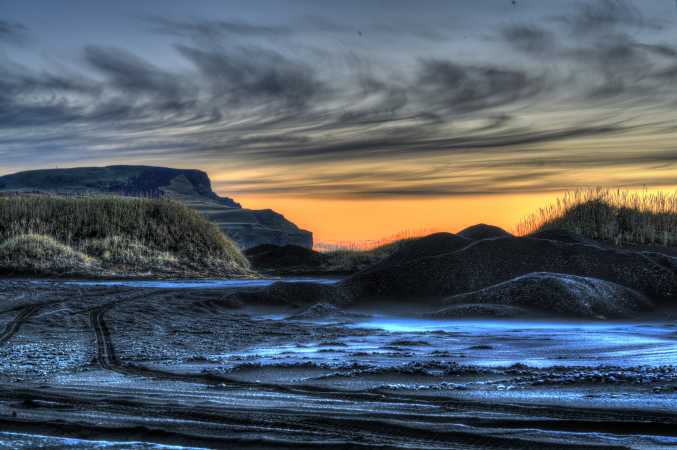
58, 277, 339, 289
227, 317, 677, 369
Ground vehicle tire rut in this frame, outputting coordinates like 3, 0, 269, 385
0, 305, 40, 346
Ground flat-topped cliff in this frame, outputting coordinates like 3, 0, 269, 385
0, 165, 312, 250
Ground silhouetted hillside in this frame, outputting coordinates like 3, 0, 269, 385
0, 165, 312, 250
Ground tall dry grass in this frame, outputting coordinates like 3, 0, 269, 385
516, 188, 677, 246
0, 234, 96, 274
0, 195, 249, 274
314, 228, 437, 252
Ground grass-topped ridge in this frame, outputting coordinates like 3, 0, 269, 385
517, 188, 677, 247
0, 195, 250, 277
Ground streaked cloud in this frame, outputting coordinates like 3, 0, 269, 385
2, 0, 677, 199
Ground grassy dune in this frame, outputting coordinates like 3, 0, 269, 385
517, 188, 677, 247
0, 195, 250, 277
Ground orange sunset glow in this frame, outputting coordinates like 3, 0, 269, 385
234, 193, 558, 245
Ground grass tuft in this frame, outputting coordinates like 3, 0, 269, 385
0, 234, 96, 274
516, 188, 677, 247
0, 195, 250, 276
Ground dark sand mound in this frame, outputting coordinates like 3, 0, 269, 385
244, 243, 401, 275
426, 303, 530, 319
457, 224, 512, 240
286, 303, 368, 321
230, 232, 677, 318
230, 281, 349, 308
533, 230, 677, 261
433, 273, 652, 319
379, 233, 471, 265
529, 229, 600, 246
245, 244, 328, 274
343, 236, 677, 303
642, 251, 677, 273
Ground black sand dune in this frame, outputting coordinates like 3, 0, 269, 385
425, 303, 531, 318
457, 223, 512, 240
375, 232, 471, 265
528, 228, 601, 246
431, 272, 652, 319
244, 244, 329, 274
344, 235, 677, 303
231, 230, 677, 318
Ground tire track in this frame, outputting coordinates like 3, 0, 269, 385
88, 290, 163, 373
80, 285, 677, 448
0, 384, 626, 450
90, 305, 119, 371
84, 299, 677, 448
0, 305, 40, 346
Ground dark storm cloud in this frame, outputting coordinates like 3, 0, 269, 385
4, 1, 677, 199
557, 0, 662, 34
147, 16, 291, 40
499, 2, 677, 103
176, 44, 324, 109
416, 60, 544, 113
307, 16, 450, 42
557, 34, 677, 101
0, 57, 101, 127
146, 15, 450, 43
84, 46, 197, 111
501, 25, 557, 55
0, 20, 28, 44
221, 123, 626, 164
213, 144, 677, 200
567, 34, 655, 98
336, 74, 410, 124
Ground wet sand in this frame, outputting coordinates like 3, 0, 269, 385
0, 279, 675, 449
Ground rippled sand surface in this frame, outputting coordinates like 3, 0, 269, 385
0, 279, 675, 449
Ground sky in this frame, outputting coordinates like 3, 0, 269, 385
2, 0, 677, 244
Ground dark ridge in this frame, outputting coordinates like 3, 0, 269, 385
425, 303, 530, 319
0, 165, 240, 207
245, 244, 327, 273
529, 228, 599, 245
457, 223, 512, 240
378, 232, 471, 265
0, 165, 314, 250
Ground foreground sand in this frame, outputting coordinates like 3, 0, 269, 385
0, 280, 676, 449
